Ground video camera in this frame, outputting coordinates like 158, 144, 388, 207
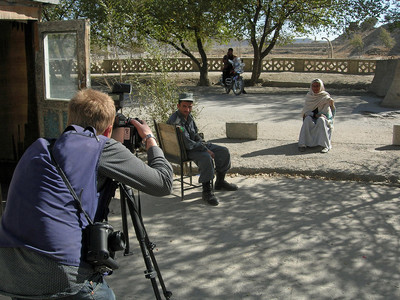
114, 113, 143, 151
109, 82, 142, 151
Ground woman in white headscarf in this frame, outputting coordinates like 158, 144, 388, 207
298, 78, 335, 153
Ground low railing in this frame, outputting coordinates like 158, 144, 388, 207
91, 57, 376, 75
261, 58, 376, 74
54, 57, 378, 76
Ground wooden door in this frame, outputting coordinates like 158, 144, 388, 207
36, 19, 90, 138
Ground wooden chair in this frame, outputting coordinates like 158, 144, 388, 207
154, 121, 201, 200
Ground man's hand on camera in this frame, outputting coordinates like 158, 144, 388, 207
130, 119, 150, 137
130, 119, 157, 150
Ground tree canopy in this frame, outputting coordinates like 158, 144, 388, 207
43, 0, 139, 55
43, 0, 398, 86
134, 0, 233, 85
227, 0, 394, 85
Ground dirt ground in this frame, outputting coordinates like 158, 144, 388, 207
180, 71, 373, 85
174, 71, 375, 95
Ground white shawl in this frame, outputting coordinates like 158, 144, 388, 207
302, 79, 334, 119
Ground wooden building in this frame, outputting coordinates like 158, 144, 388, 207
0, 0, 90, 189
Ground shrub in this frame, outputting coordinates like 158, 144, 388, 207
114, 45, 201, 125
379, 28, 395, 49
350, 34, 364, 54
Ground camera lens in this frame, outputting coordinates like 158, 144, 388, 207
108, 231, 126, 252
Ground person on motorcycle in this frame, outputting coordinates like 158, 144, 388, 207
222, 48, 235, 86
222, 48, 247, 94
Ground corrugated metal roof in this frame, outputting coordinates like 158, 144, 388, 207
0, 0, 59, 20
31, 0, 60, 4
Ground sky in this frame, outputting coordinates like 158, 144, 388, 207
297, 0, 399, 41
297, 31, 340, 42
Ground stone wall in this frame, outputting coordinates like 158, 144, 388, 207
85, 57, 378, 75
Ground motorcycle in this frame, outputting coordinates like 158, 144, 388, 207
221, 57, 245, 95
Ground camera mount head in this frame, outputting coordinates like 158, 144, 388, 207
109, 82, 132, 111
111, 82, 132, 94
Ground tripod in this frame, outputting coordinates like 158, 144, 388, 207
112, 182, 172, 300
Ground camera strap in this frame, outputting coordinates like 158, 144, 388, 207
48, 141, 94, 226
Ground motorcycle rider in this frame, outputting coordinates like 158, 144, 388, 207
222, 48, 235, 86
222, 48, 247, 94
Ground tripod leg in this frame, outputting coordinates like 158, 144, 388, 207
119, 184, 172, 300
120, 191, 132, 256
145, 236, 173, 299
125, 194, 163, 300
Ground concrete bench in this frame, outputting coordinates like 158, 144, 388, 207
226, 122, 258, 140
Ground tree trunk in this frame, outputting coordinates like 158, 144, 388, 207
250, 52, 262, 86
199, 64, 210, 86
197, 35, 210, 86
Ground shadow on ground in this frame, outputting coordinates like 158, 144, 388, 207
106, 176, 400, 299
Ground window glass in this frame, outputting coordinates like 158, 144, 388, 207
43, 33, 78, 101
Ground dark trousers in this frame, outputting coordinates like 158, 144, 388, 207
222, 68, 233, 85
187, 143, 231, 183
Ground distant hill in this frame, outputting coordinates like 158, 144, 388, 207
293, 38, 315, 44
270, 24, 400, 58
333, 24, 400, 57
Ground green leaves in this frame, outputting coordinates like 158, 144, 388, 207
44, 0, 395, 86
44, 0, 140, 54
225, 0, 394, 84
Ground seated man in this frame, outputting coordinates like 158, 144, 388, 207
167, 93, 238, 206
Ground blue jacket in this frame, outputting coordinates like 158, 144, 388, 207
0, 125, 109, 266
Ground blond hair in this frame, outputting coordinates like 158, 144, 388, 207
67, 89, 116, 134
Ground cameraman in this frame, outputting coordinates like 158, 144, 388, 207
0, 89, 173, 299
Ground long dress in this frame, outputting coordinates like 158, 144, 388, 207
298, 79, 335, 149
298, 115, 332, 149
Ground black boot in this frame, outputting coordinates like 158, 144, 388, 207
215, 172, 238, 191
202, 181, 219, 206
